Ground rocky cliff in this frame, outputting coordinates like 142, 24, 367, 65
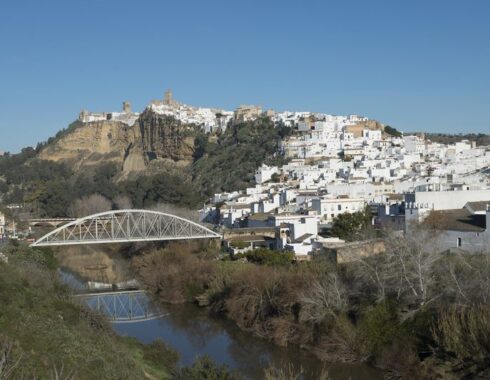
39, 110, 199, 176
39, 119, 130, 170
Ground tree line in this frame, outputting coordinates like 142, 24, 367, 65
134, 227, 490, 379
0, 117, 292, 218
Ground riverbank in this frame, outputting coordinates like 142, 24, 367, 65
52, 245, 376, 379
133, 240, 490, 379
3, 243, 359, 379
114, 301, 382, 379
0, 243, 176, 379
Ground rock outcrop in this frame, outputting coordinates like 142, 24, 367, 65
39, 120, 130, 170
39, 110, 199, 176
130, 110, 197, 165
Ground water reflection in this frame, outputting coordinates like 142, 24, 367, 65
114, 303, 381, 380
55, 246, 382, 380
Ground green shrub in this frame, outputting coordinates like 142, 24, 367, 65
142, 339, 179, 371
384, 125, 402, 137
432, 305, 490, 371
173, 356, 240, 380
330, 206, 372, 241
245, 249, 295, 266
358, 300, 402, 358
229, 240, 249, 249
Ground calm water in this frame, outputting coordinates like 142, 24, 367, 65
59, 260, 382, 380
113, 302, 382, 380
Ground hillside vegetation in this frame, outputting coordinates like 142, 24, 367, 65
0, 244, 176, 379
192, 117, 292, 198
0, 116, 291, 217
134, 235, 490, 379
424, 133, 490, 146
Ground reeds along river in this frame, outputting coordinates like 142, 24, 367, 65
57, 246, 382, 380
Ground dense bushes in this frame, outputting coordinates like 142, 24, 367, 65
384, 125, 402, 137
134, 239, 490, 378
432, 305, 490, 375
123, 172, 201, 209
236, 248, 295, 266
172, 356, 239, 380
192, 117, 292, 198
425, 132, 490, 146
330, 206, 373, 241
1, 117, 291, 216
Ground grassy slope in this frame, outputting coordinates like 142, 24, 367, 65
0, 244, 174, 379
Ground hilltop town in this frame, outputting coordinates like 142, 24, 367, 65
2, 90, 490, 380
52, 90, 490, 260
1, 90, 489, 259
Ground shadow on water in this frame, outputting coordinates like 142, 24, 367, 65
56, 246, 382, 380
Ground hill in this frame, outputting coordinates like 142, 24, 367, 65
0, 112, 289, 217
424, 133, 490, 146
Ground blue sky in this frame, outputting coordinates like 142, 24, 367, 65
0, 0, 489, 152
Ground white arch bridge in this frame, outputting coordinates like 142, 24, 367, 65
74, 290, 164, 323
30, 209, 221, 247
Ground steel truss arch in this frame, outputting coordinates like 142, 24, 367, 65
31, 209, 221, 247
74, 290, 165, 323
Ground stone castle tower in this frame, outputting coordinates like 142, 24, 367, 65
163, 89, 179, 107
123, 101, 131, 113
79, 109, 88, 121
164, 89, 172, 105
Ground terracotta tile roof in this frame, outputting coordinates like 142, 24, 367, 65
430, 209, 486, 232
465, 201, 490, 213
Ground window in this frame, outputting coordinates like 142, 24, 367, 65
457, 237, 462, 247
338, 205, 342, 211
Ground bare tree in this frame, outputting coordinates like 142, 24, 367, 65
113, 195, 132, 210
346, 227, 442, 309
299, 272, 348, 323
387, 227, 442, 307
442, 253, 490, 306
68, 194, 112, 217
347, 251, 396, 303
50, 362, 76, 380
0, 336, 22, 380
151, 202, 199, 222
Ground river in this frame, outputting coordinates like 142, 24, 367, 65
57, 246, 382, 379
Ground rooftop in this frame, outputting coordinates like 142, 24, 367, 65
293, 233, 313, 243
465, 201, 490, 213
248, 213, 271, 221
428, 209, 486, 232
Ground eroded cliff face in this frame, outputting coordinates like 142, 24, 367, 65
38, 120, 130, 170
128, 110, 197, 166
39, 110, 198, 175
